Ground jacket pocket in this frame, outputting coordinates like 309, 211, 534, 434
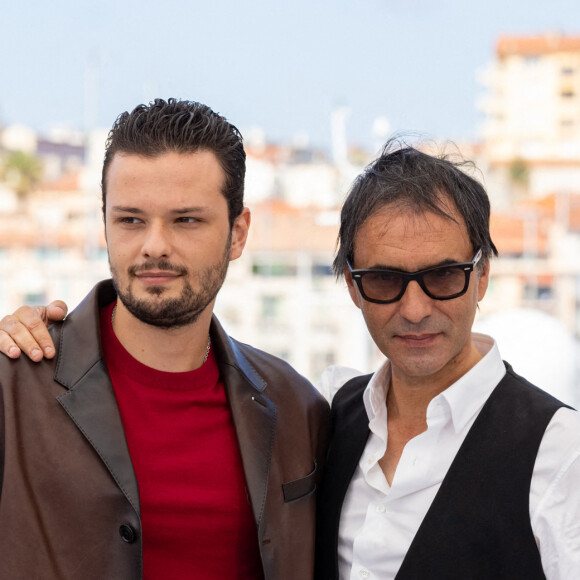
282, 460, 318, 502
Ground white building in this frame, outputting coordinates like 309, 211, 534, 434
478, 34, 580, 201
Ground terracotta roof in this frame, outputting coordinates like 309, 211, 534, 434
490, 192, 580, 255
0, 220, 106, 248
497, 34, 580, 57
41, 171, 82, 192
515, 192, 580, 231
246, 200, 339, 253
490, 212, 549, 256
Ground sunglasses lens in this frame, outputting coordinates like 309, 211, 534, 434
360, 271, 404, 302
422, 266, 466, 298
359, 265, 468, 302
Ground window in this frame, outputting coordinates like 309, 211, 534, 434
524, 283, 553, 301
252, 261, 297, 277
312, 263, 333, 277
261, 295, 283, 320
24, 292, 47, 306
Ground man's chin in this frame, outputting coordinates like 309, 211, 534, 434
143, 285, 168, 297
127, 305, 205, 329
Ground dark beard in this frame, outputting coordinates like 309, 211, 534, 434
111, 250, 230, 330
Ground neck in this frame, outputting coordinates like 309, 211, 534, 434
388, 341, 482, 422
111, 300, 214, 372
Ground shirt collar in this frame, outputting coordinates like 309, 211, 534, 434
438, 333, 506, 432
363, 333, 506, 433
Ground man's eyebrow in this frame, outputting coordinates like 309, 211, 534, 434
366, 258, 462, 272
110, 206, 212, 214
111, 205, 141, 214
171, 207, 212, 214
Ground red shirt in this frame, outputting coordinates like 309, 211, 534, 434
100, 302, 263, 579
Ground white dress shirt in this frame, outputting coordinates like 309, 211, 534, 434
317, 333, 580, 580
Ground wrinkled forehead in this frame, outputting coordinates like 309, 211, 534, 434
352, 200, 472, 266
360, 196, 463, 237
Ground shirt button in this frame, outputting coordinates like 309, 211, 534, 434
375, 503, 386, 513
359, 569, 370, 579
366, 455, 375, 465
119, 524, 137, 544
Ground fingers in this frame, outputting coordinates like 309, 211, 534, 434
0, 304, 64, 362
45, 300, 68, 324
0, 322, 25, 359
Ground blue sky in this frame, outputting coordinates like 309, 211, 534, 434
1, 0, 579, 151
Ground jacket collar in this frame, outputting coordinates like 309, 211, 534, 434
210, 316, 276, 530
53, 280, 270, 395
209, 316, 267, 393
53, 280, 116, 388
53, 280, 275, 529
54, 281, 140, 515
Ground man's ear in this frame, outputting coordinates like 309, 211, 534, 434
229, 207, 251, 261
345, 267, 363, 310
477, 259, 491, 302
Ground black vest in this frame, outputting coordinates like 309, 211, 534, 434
315, 364, 568, 579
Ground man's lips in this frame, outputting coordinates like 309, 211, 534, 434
394, 333, 441, 346
135, 271, 181, 283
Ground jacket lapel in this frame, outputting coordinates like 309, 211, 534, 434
50, 285, 275, 525
53, 281, 140, 515
211, 317, 276, 529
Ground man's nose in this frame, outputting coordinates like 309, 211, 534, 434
141, 223, 171, 259
397, 280, 432, 323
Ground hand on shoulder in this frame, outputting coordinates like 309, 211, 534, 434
0, 300, 68, 361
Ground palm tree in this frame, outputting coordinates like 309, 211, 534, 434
1, 150, 43, 198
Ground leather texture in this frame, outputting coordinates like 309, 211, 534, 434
0, 280, 330, 580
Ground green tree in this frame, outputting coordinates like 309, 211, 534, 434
1, 150, 43, 197
509, 158, 529, 188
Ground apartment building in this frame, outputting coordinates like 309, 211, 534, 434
478, 33, 580, 201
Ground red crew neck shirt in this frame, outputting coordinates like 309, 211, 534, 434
99, 302, 263, 579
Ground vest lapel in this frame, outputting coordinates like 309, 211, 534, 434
395, 367, 563, 579
316, 375, 372, 579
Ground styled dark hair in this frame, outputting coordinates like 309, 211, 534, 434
333, 139, 498, 277
101, 98, 246, 227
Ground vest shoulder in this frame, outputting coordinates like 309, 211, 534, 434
332, 373, 373, 407
502, 363, 572, 410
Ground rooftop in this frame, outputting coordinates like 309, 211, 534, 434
497, 34, 580, 57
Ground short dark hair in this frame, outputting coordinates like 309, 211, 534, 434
333, 139, 498, 277
101, 98, 246, 227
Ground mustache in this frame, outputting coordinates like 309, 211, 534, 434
392, 324, 441, 335
129, 259, 188, 276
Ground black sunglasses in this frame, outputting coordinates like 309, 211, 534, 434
347, 249, 483, 304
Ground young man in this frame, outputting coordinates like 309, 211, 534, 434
0, 99, 329, 580
314, 143, 580, 579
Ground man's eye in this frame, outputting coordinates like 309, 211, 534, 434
120, 217, 141, 224
432, 267, 455, 278
176, 217, 199, 223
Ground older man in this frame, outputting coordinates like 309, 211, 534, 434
314, 144, 580, 579
0, 99, 328, 580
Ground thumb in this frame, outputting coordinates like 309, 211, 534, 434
44, 300, 68, 324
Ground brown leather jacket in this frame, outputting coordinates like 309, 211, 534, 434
0, 280, 330, 579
